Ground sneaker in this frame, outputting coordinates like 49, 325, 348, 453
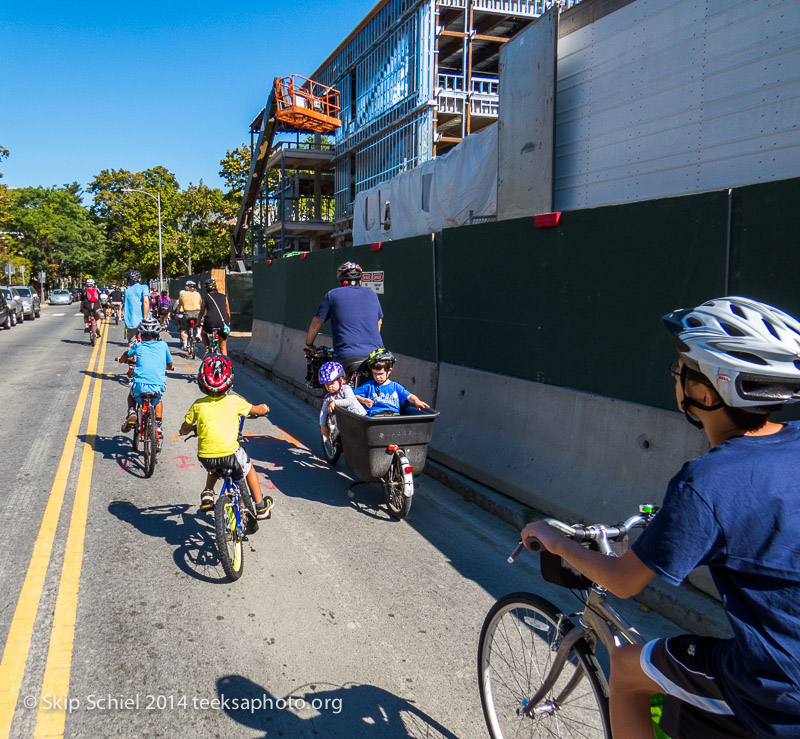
256, 496, 274, 520
200, 489, 214, 511
121, 409, 137, 432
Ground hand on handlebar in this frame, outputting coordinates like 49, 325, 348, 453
303, 343, 316, 357
521, 520, 562, 554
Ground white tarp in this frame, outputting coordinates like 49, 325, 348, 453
353, 124, 497, 244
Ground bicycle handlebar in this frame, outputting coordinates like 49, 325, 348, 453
508, 506, 658, 563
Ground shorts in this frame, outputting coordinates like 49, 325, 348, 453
641, 636, 755, 738
111, 301, 122, 309
130, 382, 165, 403
81, 305, 102, 319
198, 446, 251, 481
179, 311, 200, 330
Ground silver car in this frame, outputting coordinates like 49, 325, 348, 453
49, 288, 73, 306
11, 285, 41, 320
0, 287, 23, 325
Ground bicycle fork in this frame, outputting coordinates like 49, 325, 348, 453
521, 625, 591, 718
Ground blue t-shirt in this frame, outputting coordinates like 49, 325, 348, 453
633, 422, 800, 737
314, 285, 383, 359
127, 340, 173, 387
353, 379, 410, 416
123, 282, 150, 329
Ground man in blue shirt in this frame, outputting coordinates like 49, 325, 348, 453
305, 261, 383, 377
122, 269, 151, 378
521, 297, 800, 739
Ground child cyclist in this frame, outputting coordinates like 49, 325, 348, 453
117, 318, 174, 445
521, 296, 800, 739
353, 348, 430, 416
179, 355, 273, 520
318, 361, 366, 443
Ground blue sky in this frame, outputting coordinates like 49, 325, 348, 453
1, 1, 377, 196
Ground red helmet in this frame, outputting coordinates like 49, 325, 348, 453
337, 261, 362, 284
198, 355, 234, 396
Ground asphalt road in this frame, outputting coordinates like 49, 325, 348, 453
0, 305, 683, 738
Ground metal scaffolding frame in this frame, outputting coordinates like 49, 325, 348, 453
309, 0, 579, 246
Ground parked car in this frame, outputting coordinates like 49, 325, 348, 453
11, 285, 41, 320
49, 288, 73, 306
0, 287, 23, 325
71, 288, 81, 303
0, 292, 11, 330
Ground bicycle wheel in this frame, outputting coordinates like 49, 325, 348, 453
90, 323, 96, 346
214, 494, 244, 580
238, 479, 259, 534
321, 415, 342, 464
383, 452, 412, 519
478, 592, 611, 739
188, 335, 196, 359
143, 407, 157, 478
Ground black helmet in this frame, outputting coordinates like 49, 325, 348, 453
204, 278, 216, 291
368, 347, 395, 368
127, 269, 141, 285
337, 261, 362, 284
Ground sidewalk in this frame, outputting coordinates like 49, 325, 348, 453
228, 335, 731, 639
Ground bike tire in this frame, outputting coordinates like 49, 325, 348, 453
214, 494, 244, 580
239, 478, 259, 534
90, 326, 96, 346
143, 407, 157, 478
321, 415, 342, 464
188, 336, 196, 359
383, 452, 412, 519
478, 592, 612, 739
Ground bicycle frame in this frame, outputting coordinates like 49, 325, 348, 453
220, 473, 247, 536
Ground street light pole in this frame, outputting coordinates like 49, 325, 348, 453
122, 187, 164, 292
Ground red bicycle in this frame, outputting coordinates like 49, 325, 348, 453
132, 392, 161, 478
87, 313, 101, 346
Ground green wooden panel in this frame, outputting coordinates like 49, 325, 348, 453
226, 274, 253, 332
253, 260, 286, 324
437, 192, 730, 409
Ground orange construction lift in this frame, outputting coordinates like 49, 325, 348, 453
232, 76, 341, 265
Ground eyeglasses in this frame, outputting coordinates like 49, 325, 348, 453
668, 361, 681, 379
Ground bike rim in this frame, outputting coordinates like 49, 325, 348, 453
222, 500, 242, 572
481, 601, 608, 738
386, 457, 405, 513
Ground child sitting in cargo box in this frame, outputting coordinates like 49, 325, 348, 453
353, 348, 430, 417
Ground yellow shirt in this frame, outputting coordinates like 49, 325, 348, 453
184, 393, 252, 457
178, 289, 202, 312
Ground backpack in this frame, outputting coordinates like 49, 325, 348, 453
84, 287, 99, 304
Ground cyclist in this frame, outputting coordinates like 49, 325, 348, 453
177, 279, 202, 352
305, 261, 383, 378
79, 278, 103, 335
521, 296, 800, 739
122, 270, 151, 377
179, 354, 273, 519
108, 284, 123, 320
197, 277, 230, 356
157, 290, 171, 330
149, 286, 160, 320
116, 317, 174, 446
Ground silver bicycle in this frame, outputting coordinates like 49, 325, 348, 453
478, 505, 660, 738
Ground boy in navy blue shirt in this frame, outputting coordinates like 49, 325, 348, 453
117, 318, 174, 443
353, 348, 429, 416
522, 297, 800, 739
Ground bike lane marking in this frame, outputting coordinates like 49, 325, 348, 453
0, 325, 103, 738
34, 323, 110, 737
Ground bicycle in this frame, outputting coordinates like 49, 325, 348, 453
87, 313, 101, 346
206, 327, 223, 356
185, 416, 260, 581
477, 504, 660, 739
305, 345, 370, 465
132, 392, 162, 478
186, 317, 198, 359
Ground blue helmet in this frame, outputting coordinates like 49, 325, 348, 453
319, 361, 344, 384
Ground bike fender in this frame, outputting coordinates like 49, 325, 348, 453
400, 455, 414, 498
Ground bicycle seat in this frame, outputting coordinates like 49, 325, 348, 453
210, 467, 234, 478
139, 393, 159, 399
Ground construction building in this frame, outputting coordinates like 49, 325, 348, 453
240, 0, 580, 259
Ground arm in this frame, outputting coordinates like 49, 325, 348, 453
179, 421, 195, 436
143, 294, 150, 318
248, 403, 270, 417
305, 316, 324, 350
225, 296, 231, 320
378, 318, 383, 332
405, 393, 429, 410
117, 349, 131, 364
167, 362, 175, 371
521, 521, 656, 599
197, 299, 206, 323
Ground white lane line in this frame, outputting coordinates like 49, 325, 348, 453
51, 313, 65, 317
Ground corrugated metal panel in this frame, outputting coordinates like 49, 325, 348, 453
555, 0, 800, 210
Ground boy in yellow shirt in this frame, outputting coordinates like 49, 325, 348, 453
179, 355, 273, 518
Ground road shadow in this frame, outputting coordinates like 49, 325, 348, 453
91, 432, 151, 478
215, 675, 459, 738
108, 500, 234, 584
243, 433, 395, 522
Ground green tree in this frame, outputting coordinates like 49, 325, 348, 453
0, 145, 12, 240
5, 183, 105, 286
170, 182, 230, 275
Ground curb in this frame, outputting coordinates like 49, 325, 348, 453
232, 344, 732, 639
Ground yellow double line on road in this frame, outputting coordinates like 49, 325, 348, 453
0, 324, 110, 738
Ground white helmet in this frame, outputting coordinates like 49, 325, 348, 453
663, 296, 800, 409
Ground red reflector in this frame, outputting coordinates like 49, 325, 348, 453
301, 252, 308, 260
404, 466, 413, 474
533, 211, 562, 228
387, 444, 399, 452
370, 242, 383, 251
267, 259, 273, 265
